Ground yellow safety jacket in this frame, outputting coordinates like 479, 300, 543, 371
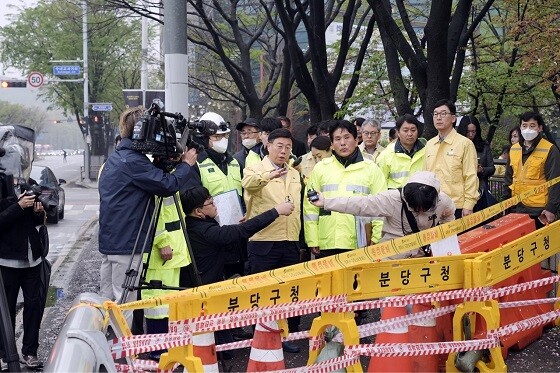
142, 194, 191, 319
304, 156, 387, 250
245, 149, 263, 169
376, 141, 425, 189
509, 139, 553, 207
198, 156, 242, 197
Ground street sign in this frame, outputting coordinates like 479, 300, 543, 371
91, 104, 113, 112
27, 72, 44, 88
53, 65, 81, 75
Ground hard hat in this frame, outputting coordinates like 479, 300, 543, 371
199, 112, 230, 134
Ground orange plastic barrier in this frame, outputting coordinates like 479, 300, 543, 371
438, 214, 552, 361
368, 306, 412, 372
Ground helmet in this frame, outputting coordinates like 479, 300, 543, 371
199, 112, 230, 134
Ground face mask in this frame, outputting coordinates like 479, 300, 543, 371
242, 138, 258, 149
520, 129, 539, 141
211, 137, 228, 153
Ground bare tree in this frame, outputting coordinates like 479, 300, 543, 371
368, 0, 496, 138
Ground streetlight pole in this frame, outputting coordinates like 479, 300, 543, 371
141, 0, 148, 107
83, 0, 90, 181
163, 0, 188, 115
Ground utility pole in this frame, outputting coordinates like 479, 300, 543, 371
83, 0, 91, 181
141, 0, 148, 106
163, 0, 188, 115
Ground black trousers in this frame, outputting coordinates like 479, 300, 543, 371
248, 241, 301, 332
0, 264, 43, 357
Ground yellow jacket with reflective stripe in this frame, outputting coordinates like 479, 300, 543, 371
142, 194, 191, 319
509, 139, 553, 207
304, 155, 387, 250
198, 157, 242, 197
376, 141, 426, 189
242, 156, 301, 242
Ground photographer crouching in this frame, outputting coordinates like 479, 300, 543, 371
98, 106, 198, 333
0, 162, 47, 370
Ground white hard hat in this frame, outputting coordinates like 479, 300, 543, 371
199, 112, 230, 134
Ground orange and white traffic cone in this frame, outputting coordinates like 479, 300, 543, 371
247, 321, 285, 372
409, 303, 439, 372
368, 306, 412, 372
192, 332, 219, 372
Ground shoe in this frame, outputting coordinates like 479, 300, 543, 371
282, 341, 300, 353
217, 351, 233, 360
20, 355, 43, 370
231, 329, 253, 341
0, 359, 7, 372
148, 351, 163, 361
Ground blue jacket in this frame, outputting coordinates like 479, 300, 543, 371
98, 138, 193, 255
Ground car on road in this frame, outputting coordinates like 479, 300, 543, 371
30, 165, 66, 224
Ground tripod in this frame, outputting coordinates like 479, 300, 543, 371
118, 192, 202, 306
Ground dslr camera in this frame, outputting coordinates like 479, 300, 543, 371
20, 182, 57, 211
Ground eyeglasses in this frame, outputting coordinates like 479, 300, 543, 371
201, 199, 215, 207
210, 133, 230, 140
240, 131, 259, 136
362, 131, 379, 137
271, 143, 292, 152
433, 112, 452, 119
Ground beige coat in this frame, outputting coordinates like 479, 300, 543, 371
323, 171, 455, 258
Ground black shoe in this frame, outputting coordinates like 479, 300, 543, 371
232, 330, 253, 341
282, 341, 300, 353
20, 355, 43, 370
218, 351, 233, 360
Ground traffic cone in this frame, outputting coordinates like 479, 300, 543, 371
247, 321, 285, 372
368, 306, 412, 372
192, 332, 219, 372
409, 303, 439, 372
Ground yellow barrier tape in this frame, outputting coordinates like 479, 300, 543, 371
116, 176, 560, 316
469, 220, 560, 287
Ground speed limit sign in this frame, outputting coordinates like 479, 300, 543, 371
27, 72, 44, 88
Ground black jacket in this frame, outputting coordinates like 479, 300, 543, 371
0, 196, 44, 261
185, 208, 279, 284
98, 138, 194, 255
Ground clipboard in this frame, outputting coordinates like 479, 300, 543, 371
213, 189, 244, 226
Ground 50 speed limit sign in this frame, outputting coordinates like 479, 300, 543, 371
27, 72, 44, 88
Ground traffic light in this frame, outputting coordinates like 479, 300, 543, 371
0, 80, 26, 88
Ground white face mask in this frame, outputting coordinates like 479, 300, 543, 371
211, 137, 229, 153
520, 128, 539, 141
242, 138, 258, 149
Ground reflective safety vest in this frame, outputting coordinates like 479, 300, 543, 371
376, 141, 425, 189
198, 157, 242, 197
142, 194, 191, 319
304, 156, 387, 250
245, 150, 262, 169
509, 139, 553, 207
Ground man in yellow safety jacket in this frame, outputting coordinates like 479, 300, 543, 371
304, 120, 387, 259
142, 193, 191, 360
376, 114, 426, 188
504, 111, 560, 227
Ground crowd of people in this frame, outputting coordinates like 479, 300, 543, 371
96, 100, 560, 362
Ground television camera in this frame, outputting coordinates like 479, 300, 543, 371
131, 103, 223, 167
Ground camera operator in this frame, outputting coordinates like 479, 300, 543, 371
98, 106, 198, 330
0, 170, 47, 369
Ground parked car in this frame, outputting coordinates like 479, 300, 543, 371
29, 165, 66, 224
